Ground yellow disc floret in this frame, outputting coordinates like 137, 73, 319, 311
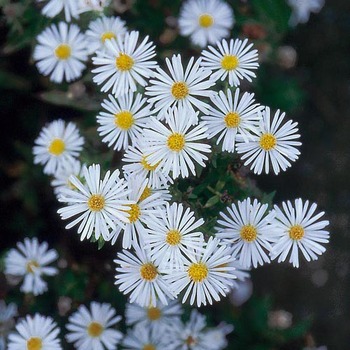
198, 14, 214, 28
55, 44, 71, 60
143, 345, 156, 350
171, 82, 189, 100
87, 322, 104, 337
48, 138, 65, 156
289, 224, 305, 240
147, 306, 161, 320
221, 55, 239, 71
101, 31, 116, 43
140, 263, 158, 281
259, 133, 277, 151
126, 204, 141, 223
141, 156, 159, 171
139, 186, 152, 202
114, 111, 134, 130
240, 224, 258, 242
116, 53, 134, 71
88, 194, 105, 211
27, 337, 43, 350
166, 229, 182, 246
26, 260, 39, 274
224, 112, 241, 128
187, 262, 208, 282
167, 133, 185, 152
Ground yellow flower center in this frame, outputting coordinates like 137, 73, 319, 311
167, 133, 185, 152
198, 13, 214, 28
224, 112, 241, 128
114, 111, 134, 130
141, 156, 159, 171
240, 224, 258, 242
166, 229, 182, 246
186, 336, 196, 346
115, 53, 134, 71
48, 138, 65, 156
101, 31, 116, 43
188, 262, 208, 283
140, 263, 158, 281
139, 186, 152, 202
147, 306, 161, 321
27, 337, 42, 350
55, 44, 71, 60
126, 203, 141, 223
87, 322, 104, 337
221, 55, 239, 71
143, 345, 156, 350
289, 224, 305, 240
259, 133, 277, 151
171, 82, 189, 100
88, 194, 105, 211
26, 260, 39, 274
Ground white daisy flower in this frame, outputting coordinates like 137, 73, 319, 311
85, 16, 127, 54
125, 298, 183, 332
79, 0, 111, 13
201, 323, 234, 350
143, 106, 211, 180
4, 238, 58, 296
36, 0, 79, 22
236, 107, 302, 175
57, 164, 132, 241
201, 38, 259, 87
122, 323, 170, 350
114, 241, 176, 307
96, 92, 151, 151
122, 144, 173, 189
145, 54, 216, 119
287, 0, 325, 26
33, 119, 84, 176
33, 22, 89, 83
202, 88, 263, 152
215, 197, 276, 268
0, 300, 17, 349
8, 314, 61, 350
108, 176, 166, 249
50, 159, 84, 199
65, 302, 123, 350
144, 202, 205, 270
166, 237, 236, 307
178, 0, 235, 48
270, 198, 330, 268
92, 30, 158, 97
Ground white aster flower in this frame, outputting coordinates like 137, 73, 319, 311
201, 323, 234, 350
122, 144, 173, 189
288, 0, 325, 26
33, 119, 84, 176
109, 176, 166, 249
8, 314, 61, 350
178, 0, 235, 48
144, 202, 205, 270
145, 54, 216, 119
4, 238, 58, 296
79, 0, 111, 13
97, 92, 151, 151
202, 88, 263, 152
236, 107, 302, 175
201, 38, 259, 87
114, 241, 176, 307
36, 0, 79, 22
215, 197, 276, 268
85, 16, 127, 53
65, 302, 123, 350
51, 159, 84, 199
0, 300, 17, 349
143, 106, 211, 179
92, 31, 158, 96
166, 237, 236, 307
33, 22, 88, 83
57, 164, 131, 241
270, 198, 330, 268
125, 297, 183, 332
122, 323, 170, 350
